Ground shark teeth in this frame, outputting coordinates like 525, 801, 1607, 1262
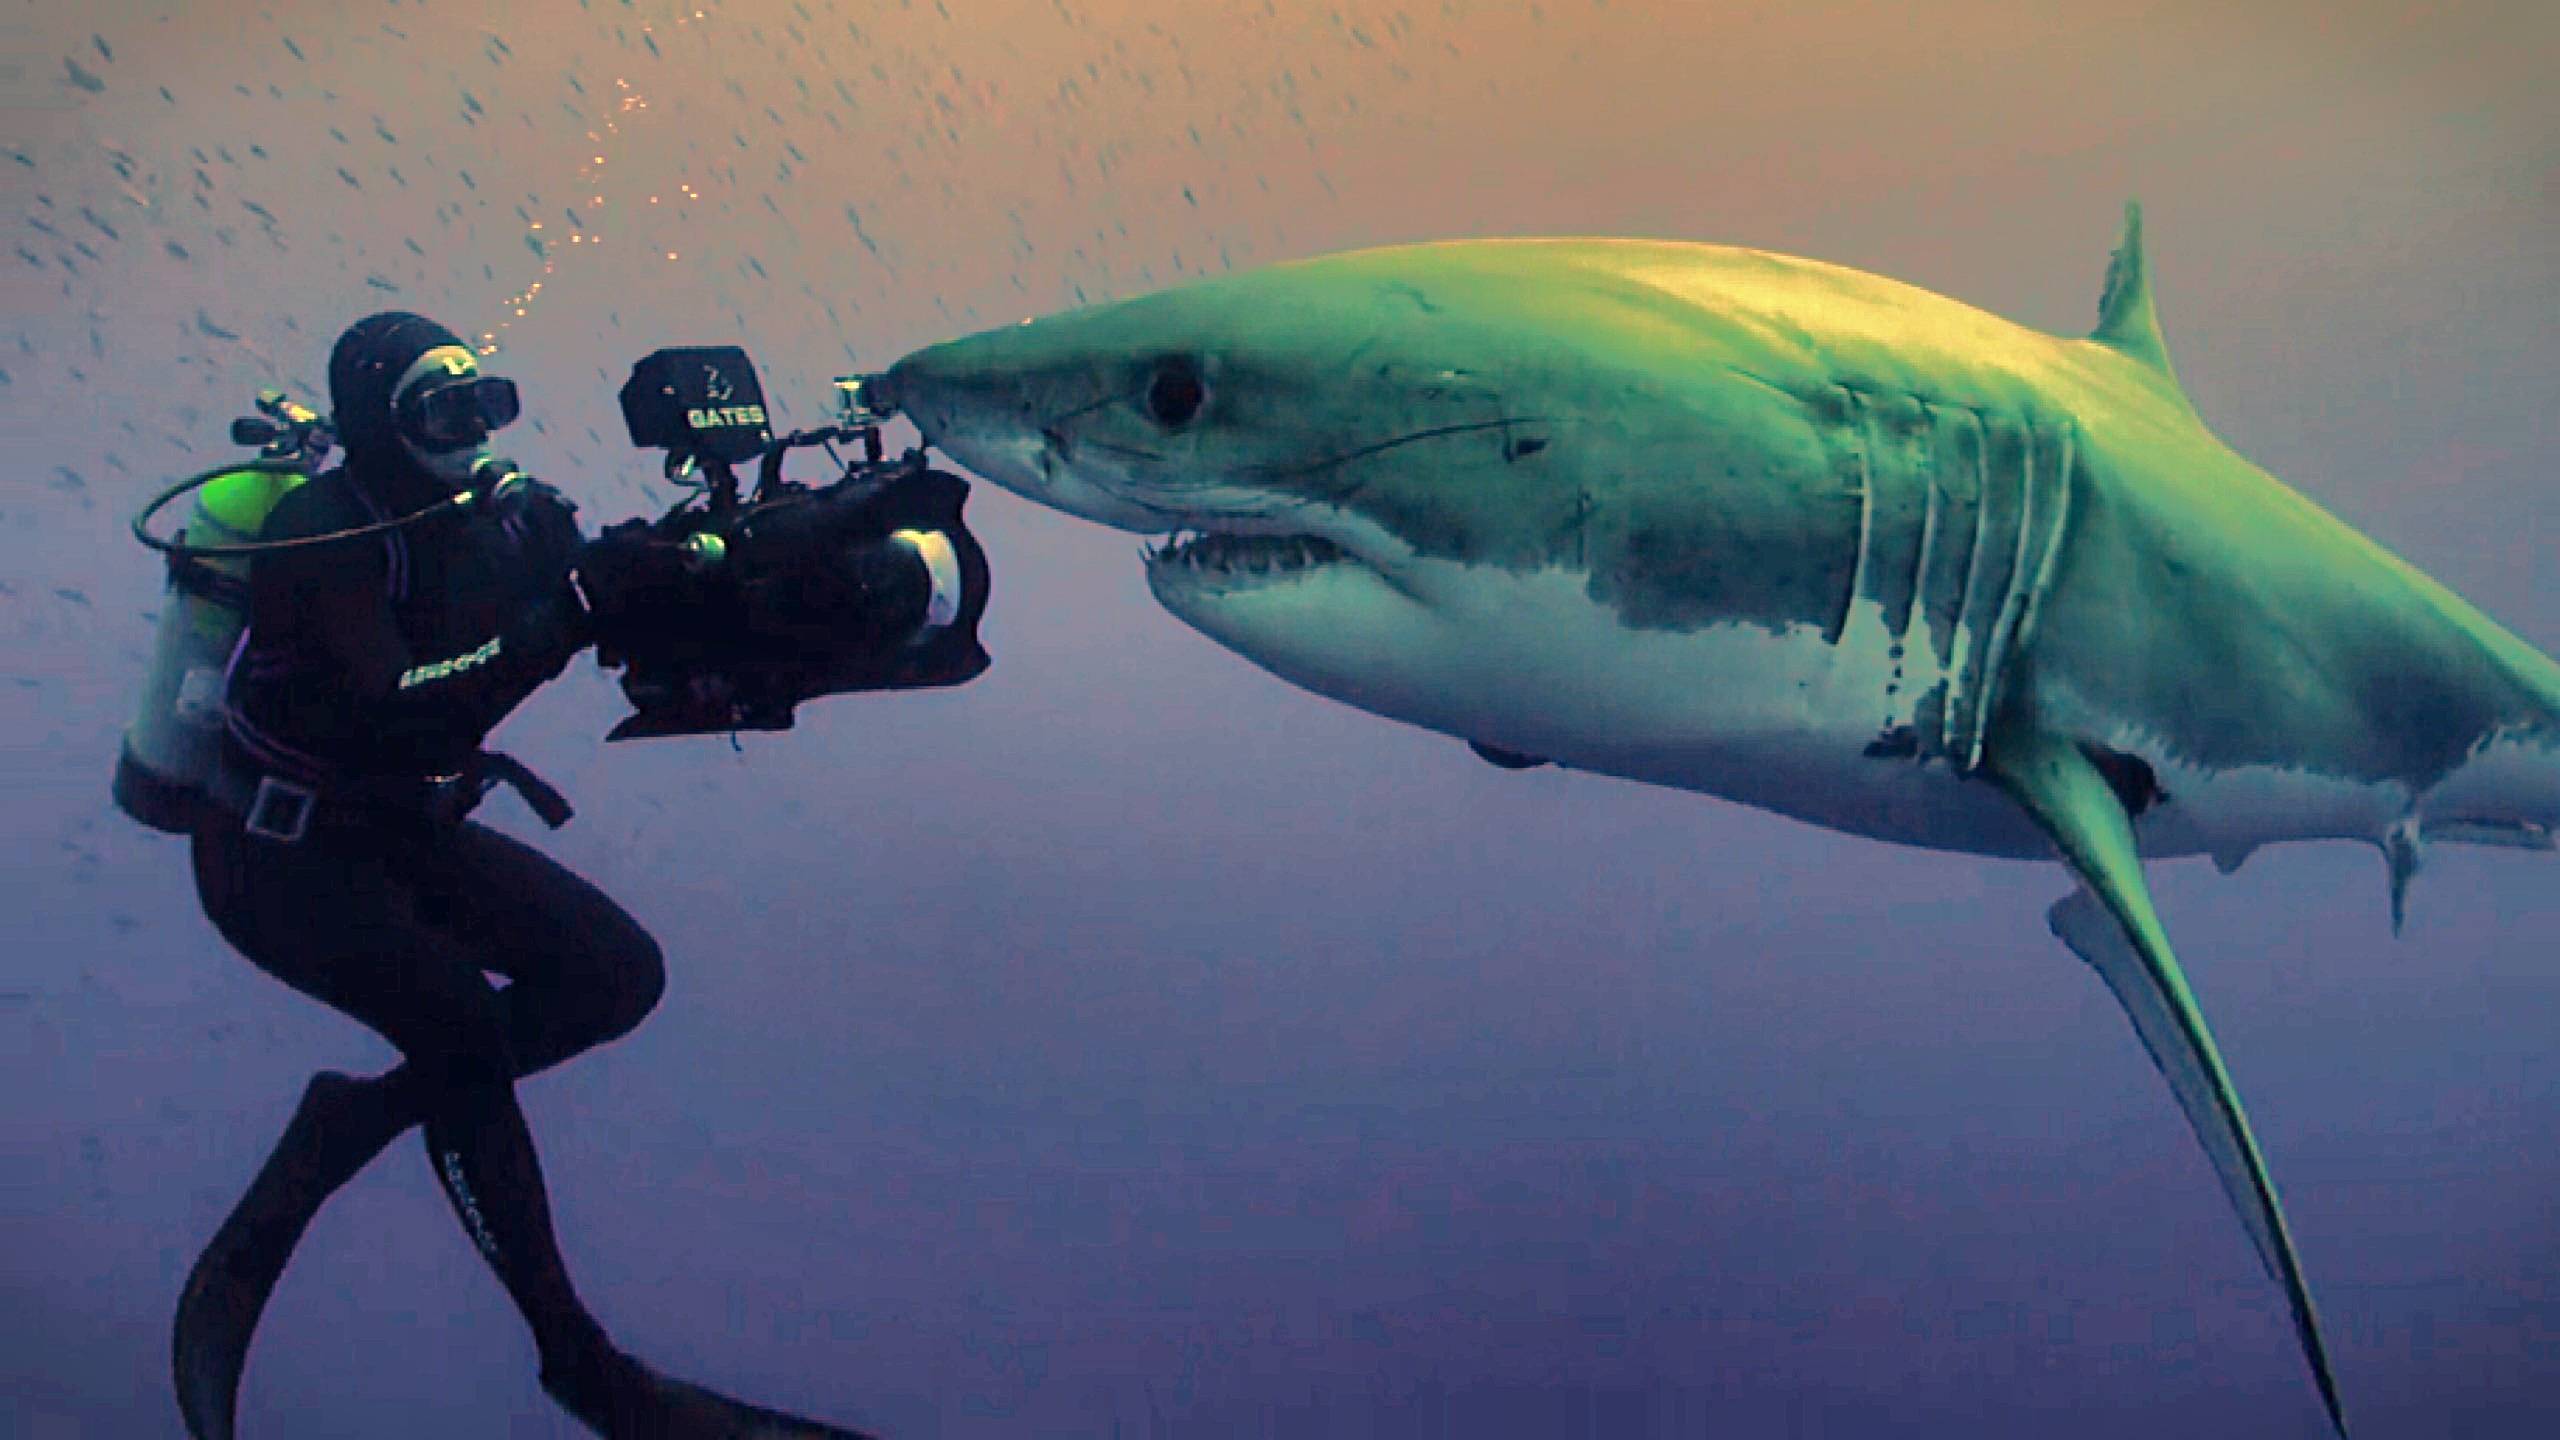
1144, 529, 1346, 577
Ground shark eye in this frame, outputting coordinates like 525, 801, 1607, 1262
1144, 358, 1207, 429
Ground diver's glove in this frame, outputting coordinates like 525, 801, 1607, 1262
464, 470, 601, 682
489, 587, 592, 690
571, 519, 698, 668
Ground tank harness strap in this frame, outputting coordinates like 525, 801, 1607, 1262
437, 752, 575, 830
167, 549, 249, 609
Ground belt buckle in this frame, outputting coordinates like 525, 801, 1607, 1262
421, 770, 485, 825
243, 775, 316, 843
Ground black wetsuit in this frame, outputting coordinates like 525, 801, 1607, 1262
171, 309, 894, 1440
188, 458, 664, 1388
220, 460, 593, 782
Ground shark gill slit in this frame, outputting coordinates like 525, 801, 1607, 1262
2008, 423, 2078, 703
1831, 384, 1878, 649
1970, 417, 2078, 772
1941, 407, 1996, 758
1843, 388, 1906, 741
1890, 396, 1961, 752
1842, 391, 1989, 756
1861, 393, 1927, 646
1966, 420, 2048, 768
1971, 424, 2044, 772
1947, 408, 2025, 769
1900, 401, 1948, 680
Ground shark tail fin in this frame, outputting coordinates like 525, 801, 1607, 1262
1987, 723, 2349, 1438
2089, 201, 2192, 407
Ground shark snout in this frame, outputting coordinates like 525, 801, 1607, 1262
884, 346, 1016, 448
884, 346, 1044, 493
886, 344, 1183, 535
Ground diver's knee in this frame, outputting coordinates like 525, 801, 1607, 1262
402, 991, 521, 1094
420, 1026, 520, 1091
595, 929, 666, 1043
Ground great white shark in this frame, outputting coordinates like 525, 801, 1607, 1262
880, 205, 2560, 1435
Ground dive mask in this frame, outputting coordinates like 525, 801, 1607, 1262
391, 345, 521, 452
397, 373, 520, 450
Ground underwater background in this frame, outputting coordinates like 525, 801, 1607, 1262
4, 1, 2553, 1435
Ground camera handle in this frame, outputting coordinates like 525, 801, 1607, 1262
751, 423, 911, 505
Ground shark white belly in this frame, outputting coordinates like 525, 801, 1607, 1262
1162, 535, 2055, 857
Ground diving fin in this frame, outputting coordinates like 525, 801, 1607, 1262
543, 1345, 881, 1439
1983, 723, 2349, 1438
174, 1072, 405, 1440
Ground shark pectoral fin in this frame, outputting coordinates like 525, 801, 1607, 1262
1984, 725, 2348, 1439
1467, 739, 1550, 770
2044, 889, 2284, 1277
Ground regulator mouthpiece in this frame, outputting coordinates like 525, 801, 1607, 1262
465, 455, 531, 506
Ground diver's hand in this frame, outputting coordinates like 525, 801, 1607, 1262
572, 520, 694, 665
502, 587, 592, 683
511, 478, 586, 566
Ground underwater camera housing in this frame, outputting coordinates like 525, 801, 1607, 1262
618, 345, 775, 472
590, 346, 989, 741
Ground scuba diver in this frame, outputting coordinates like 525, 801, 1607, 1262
145, 312, 988, 1439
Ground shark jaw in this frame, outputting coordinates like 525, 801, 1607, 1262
1144, 529, 1348, 590
925, 423, 1396, 587
1136, 491, 1456, 625
1143, 525, 1385, 631
888, 368, 1465, 695
1141, 518, 1423, 665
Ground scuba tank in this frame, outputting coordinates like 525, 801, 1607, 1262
112, 395, 331, 833
113, 463, 311, 832
114, 390, 531, 831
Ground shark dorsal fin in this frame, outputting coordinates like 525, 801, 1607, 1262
2089, 201, 2188, 399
